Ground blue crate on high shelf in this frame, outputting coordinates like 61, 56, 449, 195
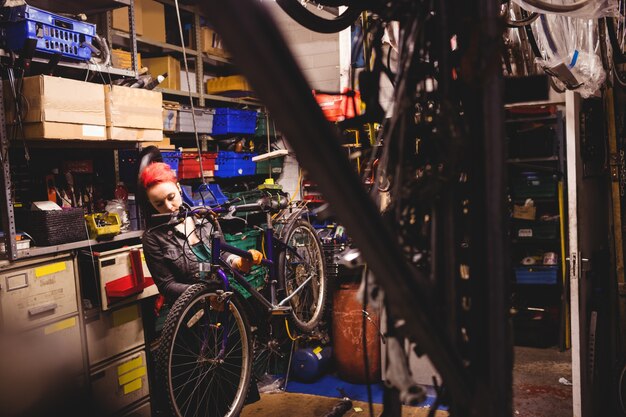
212, 108, 257, 135
0, 5, 96, 61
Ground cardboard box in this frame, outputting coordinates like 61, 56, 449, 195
201, 27, 229, 57
3, 75, 107, 140
5, 75, 106, 126
513, 204, 537, 221
162, 101, 180, 132
111, 49, 142, 71
107, 126, 163, 142
140, 136, 175, 149
104, 85, 163, 130
141, 0, 166, 43
143, 56, 181, 91
112, 0, 144, 35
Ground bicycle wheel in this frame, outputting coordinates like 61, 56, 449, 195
278, 219, 328, 332
157, 283, 252, 417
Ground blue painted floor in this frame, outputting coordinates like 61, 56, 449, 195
285, 373, 444, 409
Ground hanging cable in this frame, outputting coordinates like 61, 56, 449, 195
174, 0, 206, 185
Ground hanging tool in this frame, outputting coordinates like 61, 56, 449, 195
322, 389, 353, 417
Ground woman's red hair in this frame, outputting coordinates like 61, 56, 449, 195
140, 162, 177, 190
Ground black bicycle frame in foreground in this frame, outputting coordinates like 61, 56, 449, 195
201, 1, 510, 416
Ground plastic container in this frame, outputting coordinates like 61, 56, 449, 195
180, 183, 228, 206
178, 152, 217, 179
85, 212, 122, 240
215, 151, 256, 178
1, 5, 96, 61
160, 150, 182, 175
224, 229, 261, 252
212, 108, 257, 135
229, 264, 266, 299
513, 172, 558, 200
176, 105, 214, 133
514, 266, 558, 285
255, 156, 285, 176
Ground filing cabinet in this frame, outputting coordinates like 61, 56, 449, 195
0, 254, 78, 330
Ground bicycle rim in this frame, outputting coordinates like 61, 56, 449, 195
281, 220, 327, 332
164, 286, 252, 417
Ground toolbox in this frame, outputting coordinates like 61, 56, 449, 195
0, 255, 78, 330
0, 5, 96, 61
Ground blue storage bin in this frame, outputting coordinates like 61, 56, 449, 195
181, 183, 229, 206
215, 151, 256, 178
515, 266, 558, 285
1, 5, 96, 61
212, 108, 257, 135
160, 150, 182, 176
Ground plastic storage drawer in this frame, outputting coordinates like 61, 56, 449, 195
90, 349, 150, 415
215, 151, 256, 178
212, 108, 257, 135
514, 266, 558, 285
85, 303, 145, 367
160, 150, 181, 175
176, 106, 214, 133
1, 5, 96, 61
0, 255, 77, 330
178, 151, 217, 179
224, 229, 262, 252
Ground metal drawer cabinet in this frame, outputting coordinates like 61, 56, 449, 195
79, 245, 158, 311
0, 255, 78, 330
121, 398, 151, 417
90, 349, 150, 415
85, 303, 145, 367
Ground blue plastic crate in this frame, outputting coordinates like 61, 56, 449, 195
212, 108, 257, 135
181, 183, 229, 206
514, 266, 558, 285
160, 150, 182, 175
215, 151, 256, 178
1, 5, 96, 61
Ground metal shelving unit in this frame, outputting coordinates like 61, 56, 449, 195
0, 0, 140, 261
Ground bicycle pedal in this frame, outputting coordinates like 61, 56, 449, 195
270, 306, 292, 315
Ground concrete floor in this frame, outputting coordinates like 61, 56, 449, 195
241, 392, 448, 417
513, 346, 572, 417
241, 346, 570, 417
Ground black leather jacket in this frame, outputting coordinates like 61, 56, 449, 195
142, 219, 214, 304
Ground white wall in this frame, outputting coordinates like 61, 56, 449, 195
260, 2, 341, 197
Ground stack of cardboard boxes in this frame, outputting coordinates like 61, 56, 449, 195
4, 75, 163, 142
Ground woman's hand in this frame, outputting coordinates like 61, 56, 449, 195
232, 249, 264, 273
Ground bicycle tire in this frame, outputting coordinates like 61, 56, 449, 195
157, 283, 253, 417
276, 0, 362, 34
521, 0, 591, 14
606, 15, 626, 64
278, 219, 328, 332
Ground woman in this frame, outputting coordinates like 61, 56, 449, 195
140, 162, 262, 303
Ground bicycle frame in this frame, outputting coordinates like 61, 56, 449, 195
208, 210, 312, 314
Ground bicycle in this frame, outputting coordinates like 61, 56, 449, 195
153, 194, 328, 417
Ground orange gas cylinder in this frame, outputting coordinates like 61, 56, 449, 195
332, 283, 381, 384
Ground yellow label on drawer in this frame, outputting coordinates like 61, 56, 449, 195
35, 261, 66, 278
117, 355, 143, 376
112, 305, 139, 327
118, 366, 146, 386
123, 378, 143, 395
44, 317, 76, 335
